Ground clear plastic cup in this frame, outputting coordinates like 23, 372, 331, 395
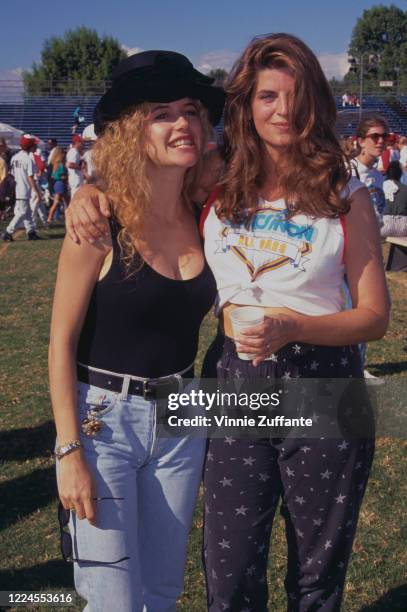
229, 306, 264, 360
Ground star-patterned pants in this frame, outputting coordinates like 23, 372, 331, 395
202, 335, 375, 612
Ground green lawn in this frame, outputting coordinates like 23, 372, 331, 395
0, 226, 406, 611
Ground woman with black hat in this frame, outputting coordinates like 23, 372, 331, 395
49, 51, 224, 611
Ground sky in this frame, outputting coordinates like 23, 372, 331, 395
2, 0, 407, 81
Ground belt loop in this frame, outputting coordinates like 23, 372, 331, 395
120, 375, 131, 401
174, 373, 183, 394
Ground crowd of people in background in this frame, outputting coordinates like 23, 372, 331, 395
1, 132, 95, 241
339, 123, 407, 238
1, 115, 407, 244
342, 91, 360, 107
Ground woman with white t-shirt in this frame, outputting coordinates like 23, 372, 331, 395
200, 34, 389, 611
351, 115, 388, 226
350, 115, 389, 376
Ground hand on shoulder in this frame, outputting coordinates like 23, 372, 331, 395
65, 184, 111, 244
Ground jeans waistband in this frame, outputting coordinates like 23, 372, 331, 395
77, 361, 194, 400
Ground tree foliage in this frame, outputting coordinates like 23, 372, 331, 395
207, 69, 228, 86
346, 5, 407, 83
23, 27, 126, 95
328, 77, 344, 93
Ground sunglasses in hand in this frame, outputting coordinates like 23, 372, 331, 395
58, 500, 130, 565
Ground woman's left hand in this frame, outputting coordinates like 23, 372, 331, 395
235, 314, 300, 366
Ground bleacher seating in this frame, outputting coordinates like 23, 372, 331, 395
0, 96, 97, 148
0, 93, 407, 147
213, 116, 224, 143
335, 95, 407, 136
0, 94, 227, 148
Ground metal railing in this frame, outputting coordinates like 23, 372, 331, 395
0, 80, 110, 102
1, 79, 407, 100
330, 82, 407, 96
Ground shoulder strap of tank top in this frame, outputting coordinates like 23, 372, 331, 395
107, 216, 122, 259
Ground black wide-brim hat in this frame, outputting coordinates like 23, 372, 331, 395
94, 50, 225, 134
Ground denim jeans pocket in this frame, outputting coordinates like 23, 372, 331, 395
77, 382, 121, 440
77, 382, 120, 417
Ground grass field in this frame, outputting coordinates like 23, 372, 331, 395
0, 224, 406, 611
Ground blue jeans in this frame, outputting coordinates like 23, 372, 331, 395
59, 380, 206, 612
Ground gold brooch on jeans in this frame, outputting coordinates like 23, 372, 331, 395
81, 415, 103, 437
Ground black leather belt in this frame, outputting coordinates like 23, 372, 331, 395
77, 364, 193, 400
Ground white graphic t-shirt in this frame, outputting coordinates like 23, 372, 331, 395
202, 177, 364, 316
351, 158, 385, 224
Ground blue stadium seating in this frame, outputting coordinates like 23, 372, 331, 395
335, 96, 407, 136
399, 96, 407, 112
0, 96, 97, 148
0, 94, 406, 147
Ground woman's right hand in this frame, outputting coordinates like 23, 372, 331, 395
65, 184, 111, 244
58, 450, 97, 524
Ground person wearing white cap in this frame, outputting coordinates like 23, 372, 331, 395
3, 134, 42, 241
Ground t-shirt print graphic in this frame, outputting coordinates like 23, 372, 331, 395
215, 206, 318, 281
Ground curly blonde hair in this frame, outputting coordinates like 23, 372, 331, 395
92, 102, 212, 270
0, 157, 7, 183
219, 33, 351, 223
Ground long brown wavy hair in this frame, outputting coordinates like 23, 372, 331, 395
218, 33, 351, 223
92, 102, 212, 271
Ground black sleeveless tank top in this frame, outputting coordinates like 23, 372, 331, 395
77, 216, 217, 377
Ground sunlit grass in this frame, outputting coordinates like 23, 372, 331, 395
0, 225, 406, 611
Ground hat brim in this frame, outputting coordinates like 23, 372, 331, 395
94, 76, 225, 135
